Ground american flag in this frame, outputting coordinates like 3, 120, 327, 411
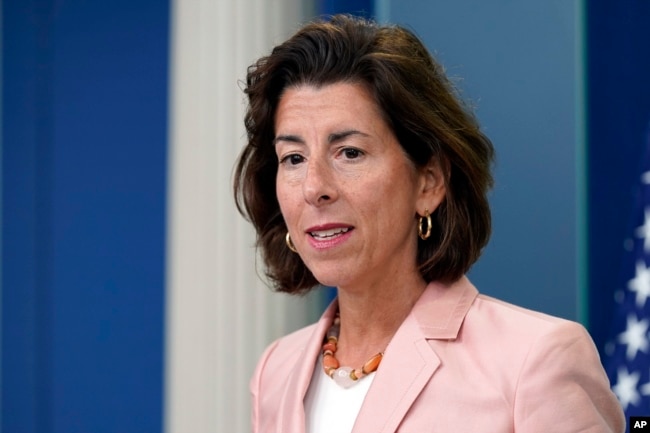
604, 138, 650, 420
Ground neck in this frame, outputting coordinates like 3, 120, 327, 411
333, 274, 427, 367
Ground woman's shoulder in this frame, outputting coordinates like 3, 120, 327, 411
416, 277, 586, 343
251, 301, 336, 393
470, 293, 585, 335
466, 295, 624, 431
250, 321, 322, 418
256, 322, 320, 369
463, 293, 598, 366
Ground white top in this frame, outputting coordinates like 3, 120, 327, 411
304, 359, 375, 433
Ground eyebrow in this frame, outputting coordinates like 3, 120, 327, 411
273, 134, 304, 146
329, 129, 368, 143
273, 129, 368, 146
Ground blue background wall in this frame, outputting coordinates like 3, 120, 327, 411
2, 1, 168, 431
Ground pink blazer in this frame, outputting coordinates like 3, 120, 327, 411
250, 277, 625, 432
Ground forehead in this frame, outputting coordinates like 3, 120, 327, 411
274, 82, 386, 130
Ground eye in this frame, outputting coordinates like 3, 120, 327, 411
342, 147, 363, 159
280, 153, 305, 165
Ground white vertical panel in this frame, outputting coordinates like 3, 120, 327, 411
166, 1, 319, 432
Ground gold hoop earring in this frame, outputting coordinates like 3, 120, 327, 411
418, 209, 432, 240
285, 232, 298, 253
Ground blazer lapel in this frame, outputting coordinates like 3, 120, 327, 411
352, 312, 441, 433
352, 277, 478, 433
276, 300, 338, 433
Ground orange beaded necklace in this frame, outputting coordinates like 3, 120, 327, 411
321, 312, 384, 389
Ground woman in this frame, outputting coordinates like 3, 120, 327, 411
234, 14, 624, 433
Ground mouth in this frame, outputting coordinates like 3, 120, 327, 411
308, 227, 352, 240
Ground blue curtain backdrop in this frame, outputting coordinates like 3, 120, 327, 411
2, 1, 168, 432
587, 0, 650, 356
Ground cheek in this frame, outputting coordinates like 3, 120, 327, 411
370, 168, 418, 203
276, 184, 298, 222
374, 175, 420, 222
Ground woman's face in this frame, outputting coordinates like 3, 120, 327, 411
274, 82, 444, 290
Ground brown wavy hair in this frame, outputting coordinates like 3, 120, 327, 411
234, 14, 495, 294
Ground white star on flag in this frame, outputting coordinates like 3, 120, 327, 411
613, 367, 641, 410
618, 314, 650, 360
628, 260, 650, 308
642, 170, 650, 184
640, 372, 650, 396
636, 208, 650, 253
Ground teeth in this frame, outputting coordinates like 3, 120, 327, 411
310, 227, 350, 239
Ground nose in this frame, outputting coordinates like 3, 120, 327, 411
302, 158, 338, 206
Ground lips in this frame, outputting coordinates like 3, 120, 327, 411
309, 227, 351, 240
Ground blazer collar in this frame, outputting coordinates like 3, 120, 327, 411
412, 275, 479, 340
353, 276, 478, 432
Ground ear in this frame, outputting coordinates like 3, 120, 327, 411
416, 157, 447, 216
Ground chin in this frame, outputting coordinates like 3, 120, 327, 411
312, 272, 358, 291
306, 261, 358, 289
310, 270, 344, 289
313, 275, 340, 288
